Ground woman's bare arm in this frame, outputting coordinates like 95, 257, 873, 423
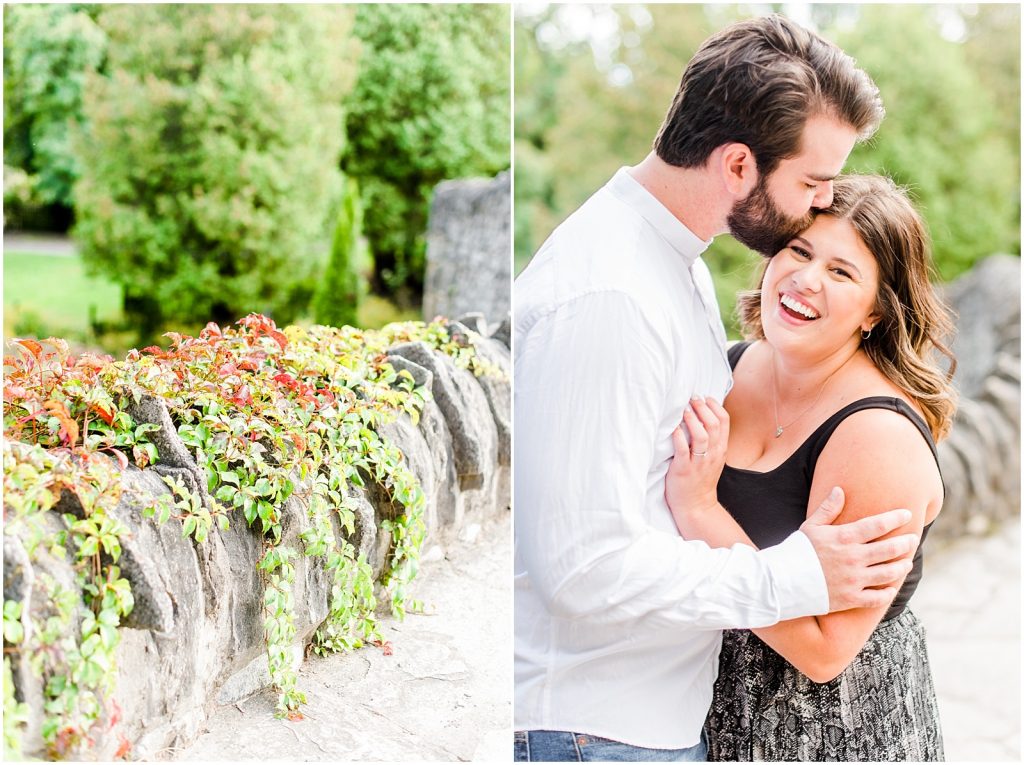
667, 403, 940, 682
749, 408, 939, 681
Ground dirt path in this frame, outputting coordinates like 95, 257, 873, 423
175, 515, 511, 762
3, 232, 77, 256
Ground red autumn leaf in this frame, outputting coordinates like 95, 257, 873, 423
44, 399, 79, 447
105, 448, 129, 471
316, 387, 336, 404
286, 710, 304, 722
371, 639, 394, 656
237, 359, 258, 372
200, 321, 223, 339
267, 329, 288, 351
109, 699, 123, 728
273, 373, 297, 389
218, 363, 240, 377
4, 383, 29, 402
90, 404, 116, 425
229, 384, 253, 408
141, 346, 164, 357
291, 432, 306, 451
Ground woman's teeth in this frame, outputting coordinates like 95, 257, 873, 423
780, 294, 819, 320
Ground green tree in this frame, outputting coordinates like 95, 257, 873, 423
3, 4, 106, 228
833, 5, 1020, 278
515, 4, 759, 326
314, 174, 367, 328
346, 3, 510, 304
72, 5, 356, 338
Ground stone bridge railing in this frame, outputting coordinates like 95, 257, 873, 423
5, 314, 509, 760
934, 255, 1020, 544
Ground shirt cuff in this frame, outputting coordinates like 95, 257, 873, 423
760, 530, 829, 619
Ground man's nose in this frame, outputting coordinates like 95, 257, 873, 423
812, 181, 834, 210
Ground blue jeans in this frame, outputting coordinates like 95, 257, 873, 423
514, 730, 708, 762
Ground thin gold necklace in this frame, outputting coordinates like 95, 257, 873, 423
769, 348, 845, 438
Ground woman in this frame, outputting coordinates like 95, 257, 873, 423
665, 175, 956, 761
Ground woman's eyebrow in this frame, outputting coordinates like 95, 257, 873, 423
832, 256, 864, 277
791, 235, 815, 252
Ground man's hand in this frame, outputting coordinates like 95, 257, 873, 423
800, 486, 918, 612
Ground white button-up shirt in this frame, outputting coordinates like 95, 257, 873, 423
514, 167, 829, 749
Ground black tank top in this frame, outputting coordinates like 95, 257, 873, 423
719, 342, 940, 621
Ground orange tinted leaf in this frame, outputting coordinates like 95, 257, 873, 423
44, 399, 79, 447
371, 639, 394, 656
114, 736, 131, 760
90, 404, 115, 425
132, 444, 150, 469
13, 338, 43, 359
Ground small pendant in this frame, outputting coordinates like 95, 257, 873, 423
775, 426, 784, 438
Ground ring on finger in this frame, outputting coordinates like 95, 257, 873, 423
691, 449, 708, 458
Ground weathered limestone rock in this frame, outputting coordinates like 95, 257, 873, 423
387, 341, 498, 492
934, 255, 1021, 544
452, 318, 511, 468
422, 172, 511, 324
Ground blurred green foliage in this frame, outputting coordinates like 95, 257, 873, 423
4, 3, 511, 347
515, 4, 1021, 335
346, 4, 511, 303
314, 174, 367, 329
2, 4, 105, 226
72, 5, 356, 339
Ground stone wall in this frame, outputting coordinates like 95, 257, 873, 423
422, 171, 511, 324
5, 316, 510, 760
933, 255, 1021, 544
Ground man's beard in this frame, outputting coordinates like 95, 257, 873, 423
727, 174, 814, 256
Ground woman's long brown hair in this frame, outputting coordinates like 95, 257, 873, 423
737, 174, 958, 441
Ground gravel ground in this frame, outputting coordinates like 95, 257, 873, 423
913, 521, 1021, 762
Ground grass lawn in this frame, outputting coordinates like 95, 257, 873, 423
3, 251, 124, 339
3, 249, 423, 355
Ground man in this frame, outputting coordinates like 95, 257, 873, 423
514, 14, 916, 762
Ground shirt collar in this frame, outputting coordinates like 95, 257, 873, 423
606, 166, 713, 265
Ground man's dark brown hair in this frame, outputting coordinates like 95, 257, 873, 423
654, 14, 884, 175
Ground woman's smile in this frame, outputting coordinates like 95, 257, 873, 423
762, 215, 880, 346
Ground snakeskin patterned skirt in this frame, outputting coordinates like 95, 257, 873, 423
705, 608, 944, 761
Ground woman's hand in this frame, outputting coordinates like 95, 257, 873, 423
665, 397, 730, 518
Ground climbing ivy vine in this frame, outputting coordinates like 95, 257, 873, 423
2, 315, 501, 758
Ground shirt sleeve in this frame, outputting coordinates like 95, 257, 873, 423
514, 289, 829, 631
